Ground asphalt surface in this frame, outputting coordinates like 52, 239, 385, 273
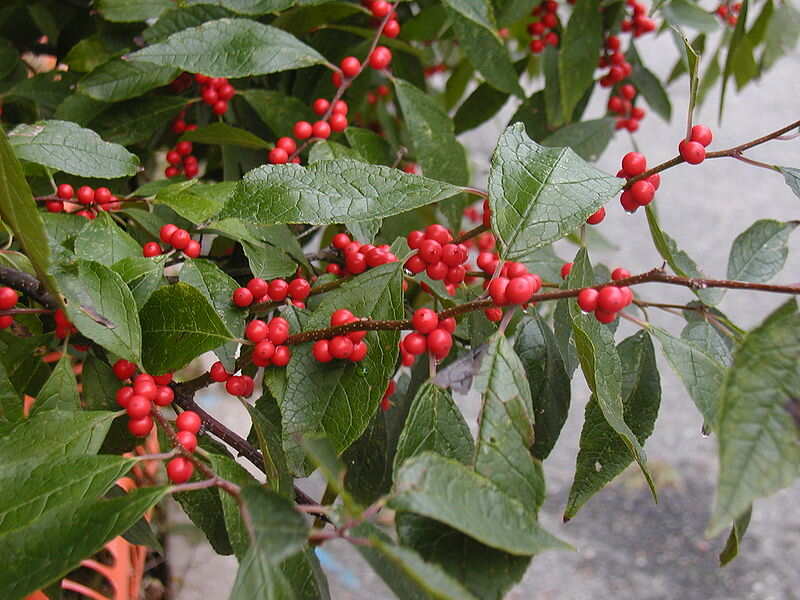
169, 34, 800, 600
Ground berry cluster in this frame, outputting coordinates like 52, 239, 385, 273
267, 100, 349, 164
620, 0, 657, 37
244, 317, 292, 368
598, 36, 633, 91
380, 379, 396, 411
48, 184, 121, 218
165, 140, 199, 179
312, 309, 369, 363
0, 286, 19, 329
328, 233, 399, 277
113, 363, 174, 437
195, 74, 236, 116
366, 84, 391, 105
209, 361, 256, 397
679, 124, 712, 165
714, 2, 741, 26
167, 410, 202, 484
575, 268, 634, 323
363, 0, 401, 37
485, 262, 543, 307
617, 152, 661, 213
527, 1, 560, 54
232, 276, 312, 308
404, 225, 469, 286
608, 82, 646, 133
170, 112, 198, 135
143, 224, 201, 258
401, 309, 456, 361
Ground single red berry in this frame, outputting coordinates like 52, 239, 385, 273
331, 71, 343, 87
312, 98, 330, 115
128, 416, 153, 437
440, 244, 465, 267
172, 119, 187, 134
330, 309, 354, 329
116, 386, 134, 408
252, 340, 275, 366
154, 373, 172, 386
383, 19, 400, 37
594, 308, 617, 324
171, 229, 191, 250
446, 265, 466, 284
312, 339, 333, 362
329, 113, 348, 132
294, 121, 313, 139
577, 288, 599, 312
212, 100, 228, 115
506, 276, 535, 304
418, 239, 443, 264
245, 277, 268, 300
619, 286, 634, 306
276, 137, 297, 154
232, 287, 254, 307
312, 120, 331, 139
112, 359, 136, 381
268, 317, 290, 345
412, 308, 439, 334
620, 84, 637, 100
202, 86, 219, 105
346, 252, 367, 274
348, 341, 367, 362
332, 100, 348, 115
288, 278, 311, 301
210, 361, 229, 382
611, 268, 631, 281
142, 242, 161, 258
646, 173, 661, 190
597, 286, 625, 312
176, 430, 197, 453
485, 307, 503, 322
326, 263, 342, 276
406, 230, 425, 249
245, 319, 269, 343
269, 147, 289, 164
167, 457, 194, 484
332, 233, 351, 249
631, 106, 646, 120
620, 190, 639, 213
184, 240, 201, 258
77, 186, 94, 205
133, 378, 157, 401
625, 119, 639, 133
586, 207, 606, 225
404, 254, 426, 274
371, 0, 391, 17
544, 32, 559, 46
176, 410, 202, 434
56, 184, 74, 200
403, 332, 427, 355
271, 345, 291, 367
268, 279, 289, 301
175, 141, 192, 156
621, 152, 647, 177
476, 252, 498, 273
488, 277, 510, 305
154, 385, 175, 406
426, 261, 448, 281
127, 394, 152, 419
369, 46, 392, 70
218, 84, 236, 101
340, 56, 361, 78
630, 180, 655, 206
561, 263, 573, 279
427, 328, 453, 360
159, 224, 178, 244
45, 200, 63, 213
679, 140, 706, 164
165, 166, 180, 178
690, 124, 713, 147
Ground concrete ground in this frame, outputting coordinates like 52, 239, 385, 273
168, 30, 800, 600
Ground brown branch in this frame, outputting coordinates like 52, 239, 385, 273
0, 266, 59, 309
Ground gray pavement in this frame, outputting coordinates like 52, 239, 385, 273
169, 32, 800, 600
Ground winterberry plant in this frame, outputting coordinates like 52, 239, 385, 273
0, 1, 798, 599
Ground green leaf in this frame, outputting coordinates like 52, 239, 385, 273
779, 166, 800, 199
246, 398, 293, 497
173, 483, 232, 555
761, 1, 800, 71
515, 315, 571, 460
0, 360, 21, 424
9, 120, 139, 178
719, 0, 747, 118
56, 260, 142, 363
221, 160, 461, 225
393, 79, 469, 187
143, 5, 236, 42
77, 59, 180, 102
96, 0, 172, 21
0, 486, 165, 600
344, 127, 394, 165
301, 434, 359, 513
112, 255, 167, 309
488, 123, 622, 261
719, 505, 751, 566
442, 0, 523, 97
129, 18, 328, 78
662, 0, 719, 32
0, 455, 134, 534
0, 410, 117, 468
453, 81, 510, 135
559, 0, 603, 122
91, 96, 188, 146
65, 35, 112, 73
726, 219, 797, 284
188, 0, 294, 15
238, 89, 316, 139
81, 353, 122, 410
645, 206, 723, 305
541, 117, 616, 162
34, 353, 79, 414
564, 331, 661, 520
180, 258, 245, 341
708, 301, 800, 536
75, 212, 142, 266
508, 91, 549, 142
140, 282, 234, 374
0, 125, 60, 302
627, 44, 673, 122
394, 381, 474, 473
155, 180, 234, 223
181, 122, 270, 149
209, 454, 259, 559
103, 484, 163, 552
390, 452, 568, 556
278, 262, 403, 474
308, 140, 362, 163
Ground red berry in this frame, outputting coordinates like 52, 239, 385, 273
176, 430, 197, 453
294, 121, 313, 139
171, 229, 191, 250
679, 140, 706, 164
312, 120, 331, 139
330, 309, 354, 328
427, 328, 452, 360
56, 184, 74, 200
218, 83, 236, 101
184, 240, 201, 258
350, 341, 368, 362
621, 152, 647, 177
246, 319, 269, 343
426, 261, 448, 281
176, 410, 202, 434
312, 339, 333, 362
369, 46, 392, 70
340, 56, 361, 78
112, 359, 136, 380
630, 180, 655, 206
154, 385, 174, 406
116, 386, 134, 408
329, 113, 348, 132
488, 277, 510, 305
276, 137, 297, 153
127, 395, 152, 419
406, 230, 424, 249
619, 286, 634, 306
268, 317, 290, 344
159, 224, 178, 244
418, 240, 442, 264
577, 288, 599, 312
402, 332, 427, 355
312, 98, 330, 115
611, 268, 631, 281
165, 166, 180, 178
212, 100, 228, 115
383, 19, 400, 37
142, 242, 161, 258
620, 84, 636, 100
332, 233, 351, 249
210, 361, 229, 382
128, 416, 153, 437
371, 0, 391, 17
690, 124, 713, 147
175, 141, 192, 156
167, 457, 194, 483
477, 252, 498, 273
441, 244, 465, 267
244, 278, 267, 300
267, 279, 289, 301
597, 286, 625, 312
232, 287, 254, 307
202, 86, 219, 105
269, 147, 289, 164
45, 201, 64, 213
412, 308, 439, 334
506, 276, 535, 304
586, 207, 606, 225
620, 190, 639, 213
332, 100, 348, 115
595, 308, 617, 324
252, 340, 276, 366
153, 373, 173, 386
647, 173, 661, 190
404, 254, 426, 274
561, 263, 573, 279
446, 265, 466, 284
76, 186, 94, 205
346, 252, 367, 274
288, 278, 311, 301
485, 307, 503, 322
272, 345, 291, 367
544, 32, 559, 46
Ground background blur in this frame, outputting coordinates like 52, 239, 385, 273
167, 32, 800, 600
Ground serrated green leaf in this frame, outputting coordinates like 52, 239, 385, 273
708, 301, 800, 536
541, 117, 616, 162
54, 93, 110, 127
0, 486, 166, 599
112, 255, 167, 309
308, 140, 362, 163
140, 282, 233, 374
75, 212, 142, 266
96, 0, 172, 22
0, 455, 135, 535
155, 180, 234, 223
394, 381, 474, 474
559, 0, 603, 121
488, 123, 622, 261
390, 452, 568, 555
221, 160, 461, 226
143, 5, 236, 42
187, 0, 294, 15
515, 315, 571, 460
279, 262, 403, 474
33, 353, 79, 414
442, 0, 523, 97
0, 125, 60, 303
7, 72, 78, 116
9, 120, 139, 178
779, 166, 800, 199
727, 219, 796, 285
78, 59, 180, 102
130, 18, 327, 78
91, 96, 188, 146
180, 258, 245, 339
345, 127, 394, 165
208, 454, 258, 559
181, 122, 270, 149
565, 331, 661, 520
